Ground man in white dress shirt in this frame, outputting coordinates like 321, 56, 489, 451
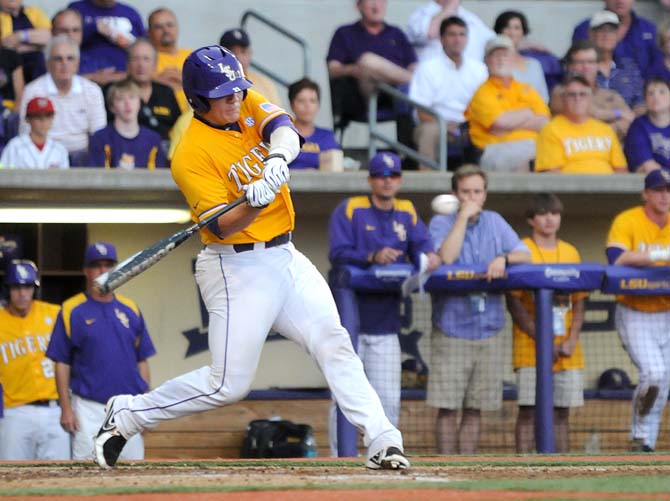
19, 34, 106, 164
0, 97, 69, 169
406, 0, 494, 62
409, 16, 488, 169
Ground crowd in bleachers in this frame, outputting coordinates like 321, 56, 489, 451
1, 0, 670, 173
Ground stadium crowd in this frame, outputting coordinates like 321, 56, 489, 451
3, 0, 670, 462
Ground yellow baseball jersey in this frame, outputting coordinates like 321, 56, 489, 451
0, 300, 60, 408
607, 206, 670, 312
155, 48, 191, 112
535, 115, 626, 174
465, 76, 550, 148
171, 89, 295, 245
512, 238, 587, 371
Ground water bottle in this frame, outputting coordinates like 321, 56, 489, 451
304, 431, 317, 458
584, 429, 601, 453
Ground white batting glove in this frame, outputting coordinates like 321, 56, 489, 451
649, 246, 670, 262
243, 179, 276, 208
263, 153, 290, 192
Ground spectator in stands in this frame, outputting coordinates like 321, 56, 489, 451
606, 169, 670, 452
428, 164, 530, 454
493, 11, 548, 102
328, 151, 440, 454
0, 19, 23, 110
52, 8, 125, 86
536, 74, 627, 174
287, 78, 340, 170
0, 96, 68, 169
68, 0, 145, 74
625, 78, 670, 173
465, 35, 549, 172
46, 241, 156, 461
0, 0, 50, 83
148, 7, 189, 112
550, 40, 634, 141
648, 17, 670, 82
89, 79, 167, 169
507, 193, 586, 453
573, 0, 656, 77
409, 16, 487, 170
124, 38, 180, 144
219, 28, 281, 107
589, 11, 644, 112
19, 34, 106, 163
406, 0, 494, 62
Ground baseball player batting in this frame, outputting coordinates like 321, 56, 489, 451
93, 45, 408, 470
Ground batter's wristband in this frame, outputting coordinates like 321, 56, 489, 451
21, 30, 29, 43
264, 153, 287, 163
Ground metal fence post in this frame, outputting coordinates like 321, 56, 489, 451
535, 288, 556, 453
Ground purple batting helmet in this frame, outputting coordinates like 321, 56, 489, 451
5, 259, 40, 287
182, 45, 253, 114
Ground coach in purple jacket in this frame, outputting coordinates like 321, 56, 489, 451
328, 151, 440, 453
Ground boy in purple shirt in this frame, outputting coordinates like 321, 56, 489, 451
68, 0, 145, 73
89, 78, 167, 169
428, 164, 530, 454
46, 242, 156, 461
328, 151, 440, 452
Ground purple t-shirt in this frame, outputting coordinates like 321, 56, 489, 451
68, 0, 145, 72
572, 10, 656, 77
46, 292, 156, 404
624, 115, 670, 172
327, 21, 417, 69
329, 196, 433, 334
89, 124, 168, 169
289, 127, 340, 170
429, 210, 528, 340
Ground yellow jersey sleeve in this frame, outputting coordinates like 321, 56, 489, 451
465, 80, 499, 129
607, 208, 636, 250
534, 120, 564, 172
609, 130, 627, 169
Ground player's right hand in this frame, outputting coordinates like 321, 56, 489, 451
263, 154, 290, 191
243, 179, 276, 208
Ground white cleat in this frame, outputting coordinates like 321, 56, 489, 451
366, 446, 410, 470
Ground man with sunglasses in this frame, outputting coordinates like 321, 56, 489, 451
606, 169, 670, 452
18, 34, 106, 163
328, 151, 440, 454
536, 73, 627, 174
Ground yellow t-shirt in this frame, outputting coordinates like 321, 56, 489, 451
512, 238, 587, 371
155, 48, 191, 111
0, 6, 51, 36
535, 115, 626, 174
0, 300, 60, 408
465, 76, 550, 148
171, 89, 295, 245
607, 206, 670, 312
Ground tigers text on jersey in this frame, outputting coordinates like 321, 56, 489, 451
0, 300, 60, 408
171, 89, 296, 245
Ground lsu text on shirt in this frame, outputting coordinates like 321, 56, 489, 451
465, 76, 550, 149
171, 89, 296, 245
535, 116, 626, 174
511, 238, 586, 370
607, 206, 670, 312
0, 300, 60, 408
46, 293, 156, 404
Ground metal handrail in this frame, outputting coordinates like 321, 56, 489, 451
240, 9, 311, 86
368, 82, 447, 171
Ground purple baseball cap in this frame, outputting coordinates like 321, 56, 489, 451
369, 152, 402, 177
644, 169, 670, 190
84, 242, 118, 266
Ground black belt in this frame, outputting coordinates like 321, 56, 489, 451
27, 400, 56, 407
232, 232, 291, 253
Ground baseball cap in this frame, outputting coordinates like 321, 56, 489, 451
589, 10, 619, 29
369, 152, 401, 177
219, 28, 250, 49
484, 35, 514, 56
598, 368, 632, 391
26, 97, 54, 117
644, 169, 670, 190
84, 242, 118, 266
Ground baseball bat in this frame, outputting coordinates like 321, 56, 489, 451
94, 194, 247, 294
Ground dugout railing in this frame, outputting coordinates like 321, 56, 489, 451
331, 263, 670, 456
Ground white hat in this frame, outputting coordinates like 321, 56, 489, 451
484, 35, 514, 56
590, 10, 619, 29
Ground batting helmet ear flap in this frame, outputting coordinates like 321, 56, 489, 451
189, 94, 211, 114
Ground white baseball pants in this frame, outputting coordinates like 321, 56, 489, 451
112, 243, 402, 455
616, 304, 670, 448
0, 401, 70, 460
